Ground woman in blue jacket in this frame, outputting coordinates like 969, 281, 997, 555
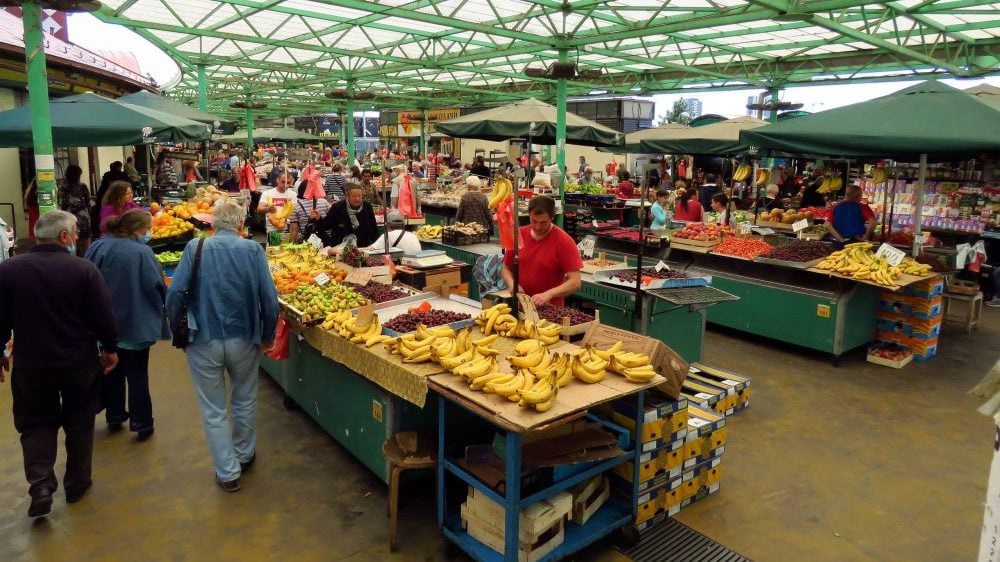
85, 209, 169, 440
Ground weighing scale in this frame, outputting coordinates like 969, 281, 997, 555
401, 250, 454, 269
363, 247, 404, 258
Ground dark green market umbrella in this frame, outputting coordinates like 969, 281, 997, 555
220, 127, 322, 143
435, 98, 624, 147
0, 92, 212, 147
739, 81, 1000, 159
608, 116, 767, 155
119, 90, 236, 134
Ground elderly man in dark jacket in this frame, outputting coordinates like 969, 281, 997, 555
319, 184, 379, 248
0, 210, 118, 517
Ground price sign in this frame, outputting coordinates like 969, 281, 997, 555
307, 233, 324, 250
792, 219, 809, 233
655, 260, 670, 272
577, 235, 597, 258
876, 243, 906, 266
517, 293, 539, 321
918, 231, 930, 244
268, 263, 279, 274
345, 268, 373, 286
314, 272, 331, 286
738, 221, 753, 236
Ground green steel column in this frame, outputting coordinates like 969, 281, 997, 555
420, 109, 427, 157
556, 49, 568, 227
345, 100, 356, 164
246, 105, 254, 154
197, 65, 208, 110
22, 1, 56, 215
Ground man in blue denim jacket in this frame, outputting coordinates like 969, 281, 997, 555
167, 200, 279, 492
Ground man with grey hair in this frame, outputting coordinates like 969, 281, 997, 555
167, 199, 278, 493
0, 210, 118, 517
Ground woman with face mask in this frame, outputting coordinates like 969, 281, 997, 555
85, 209, 170, 441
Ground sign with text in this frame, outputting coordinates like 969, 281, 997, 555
876, 243, 906, 266
314, 272, 331, 286
577, 235, 597, 258
792, 219, 809, 233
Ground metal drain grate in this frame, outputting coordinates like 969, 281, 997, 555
647, 286, 740, 306
617, 519, 752, 562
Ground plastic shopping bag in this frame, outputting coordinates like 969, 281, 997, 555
266, 318, 290, 361
497, 198, 515, 251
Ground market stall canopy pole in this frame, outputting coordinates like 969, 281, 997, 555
739, 80, 1000, 159
0, 92, 212, 148
22, 1, 56, 214
435, 98, 624, 148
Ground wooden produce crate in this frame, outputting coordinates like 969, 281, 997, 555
569, 476, 610, 525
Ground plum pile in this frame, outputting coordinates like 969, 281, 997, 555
536, 304, 594, 325
345, 282, 412, 303
614, 268, 688, 283
384, 309, 471, 333
762, 241, 831, 262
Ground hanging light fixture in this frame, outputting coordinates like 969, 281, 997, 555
230, 101, 268, 109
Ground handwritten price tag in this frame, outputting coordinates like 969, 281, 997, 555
876, 243, 906, 267
307, 233, 323, 250
314, 272, 331, 286
792, 218, 809, 232
577, 235, 597, 258
356, 303, 375, 327
655, 260, 670, 272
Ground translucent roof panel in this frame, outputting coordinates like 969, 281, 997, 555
93, 0, 1000, 116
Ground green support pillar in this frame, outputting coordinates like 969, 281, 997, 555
22, 1, 56, 215
197, 65, 209, 181
555, 49, 568, 227
420, 109, 427, 157
246, 99, 255, 156
345, 100, 356, 165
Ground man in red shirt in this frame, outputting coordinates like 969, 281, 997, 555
502, 196, 582, 306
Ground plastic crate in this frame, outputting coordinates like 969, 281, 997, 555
442, 230, 489, 246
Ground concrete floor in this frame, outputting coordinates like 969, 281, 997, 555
0, 309, 996, 561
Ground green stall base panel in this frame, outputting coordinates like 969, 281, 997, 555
283, 336, 436, 483
259, 354, 283, 383
578, 280, 636, 331
421, 211, 449, 227
706, 276, 879, 357
644, 304, 706, 364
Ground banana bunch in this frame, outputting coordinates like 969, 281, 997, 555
755, 169, 771, 188
816, 242, 901, 287
475, 304, 562, 343
385, 327, 453, 363
870, 167, 890, 185
732, 164, 752, 183
488, 177, 513, 210
518, 371, 559, 412
900, 257, 933, 276
587, 342, 658, 383
415, 225, 443, 240
321, 309, 394, 347
571, 346, 609, 384
817, 175, 844, 194
268, 201, 295, 230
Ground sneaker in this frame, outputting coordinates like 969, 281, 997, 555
215, 475, 241, 493
239, 451, 256, 472
28, 493, 53, 517
986, 298, 1000, 308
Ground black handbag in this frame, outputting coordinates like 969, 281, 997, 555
170, 238, 206, 349
298, 199, 321, 242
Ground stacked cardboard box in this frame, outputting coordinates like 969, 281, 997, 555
876, 277, 944, 361
684, 362, 751, 415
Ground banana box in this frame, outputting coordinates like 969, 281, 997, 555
877, 293, 942, 319
875, 331, 938, 360
689, 362, 752, 410
682, 457, 723, 487
901, 276, 944, 299
876, 311, 941, 340
681, 380, 732, 416
685, 373, 741, 412
612, 437, 685, 494
608, 409, 687, 453
677, 482, 722, 514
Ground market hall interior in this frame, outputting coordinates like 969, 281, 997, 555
0, 312, 995, 562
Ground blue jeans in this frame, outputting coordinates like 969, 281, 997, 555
186, 338, 260, 482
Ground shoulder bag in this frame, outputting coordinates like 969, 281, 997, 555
170, 238, 206, 349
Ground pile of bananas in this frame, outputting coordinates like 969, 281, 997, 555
816, 175, 844, 194
476, 303, 562, 343
415, 225, 443, 240
444, 222, 488, 236
816, 242, 932, 286
570, 342, 657, 384
384, 324, 469, 363
870, 167, 890, 185
755, 169, 770, 188
321, 309, 394, 347
732, 163, 752, 183
488, 177, 513, 209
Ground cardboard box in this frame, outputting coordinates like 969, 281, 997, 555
609, 408, 687, 452
680, 380, 732, 417
877, 294, 942, 319
463, 488, 571, 544
582, 323, 688, 399
613, 437, 685, 492
867, 341, 913, 369
875, 331, 938, 357
394, 261, 470, 292
902, 276, 944, 298
876, 311, 941, 340
689, 362, 751, 395
569, 476, 610, 525
683, 375, 738, 412
683, 430, 727, 467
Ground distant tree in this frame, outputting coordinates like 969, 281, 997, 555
656, 99, 691, 126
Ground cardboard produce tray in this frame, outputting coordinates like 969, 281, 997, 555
378, 294, 480, 337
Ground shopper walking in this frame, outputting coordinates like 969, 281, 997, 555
57, 164, 93, 257
0, 210, 118, 517
85, 209, 169, 441
99, 181, 140, 233
166, 200, 279, 492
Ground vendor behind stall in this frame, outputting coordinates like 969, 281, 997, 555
319, 184, 379, 248
826, 184, 875, 245
367, 211, 422, 255
501, 196, 582, 306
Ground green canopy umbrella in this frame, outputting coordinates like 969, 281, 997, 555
739, 81, 1000, 159
0, 92, 211, 148
435, 98, 624, 148
601, 122, 690, 153
119, 90, 236, 134
221, 127, 322, 143
965, 84, 1000, 112
638, 116, 768, 155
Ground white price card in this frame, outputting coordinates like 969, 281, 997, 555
577, 235, 597, 258
307, 233, 324, 250
918, 231, 931, 243
792, 218, 810, 233
314, 272, 331, 286
689, 418, 709, 428
655, 260, 670, 272
876, 243, 906, 266
738, 221, 753, 236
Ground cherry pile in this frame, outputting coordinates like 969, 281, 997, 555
536, 304, 594, 325
384, 309, 471, 333
614, 268, 688, 283
344, 282, 412, 303
762, 241, 831, 262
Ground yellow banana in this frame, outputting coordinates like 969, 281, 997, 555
589, 342, 623, 361
572, 356, 605, 383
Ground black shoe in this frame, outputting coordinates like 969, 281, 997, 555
66, 482, 92, 504
136, 428, 154, 442
239, 451, 256, 472
28, 494, 53, 517
215, 475, 241, 493
107, 422, 124, 433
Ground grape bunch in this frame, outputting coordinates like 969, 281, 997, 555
340, 245, 366, 268
384, 310, 471, 333
614, 268, 688, 283
365, 256, 390, 267
345, 282, 411, 303
536, 304, 594, 326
